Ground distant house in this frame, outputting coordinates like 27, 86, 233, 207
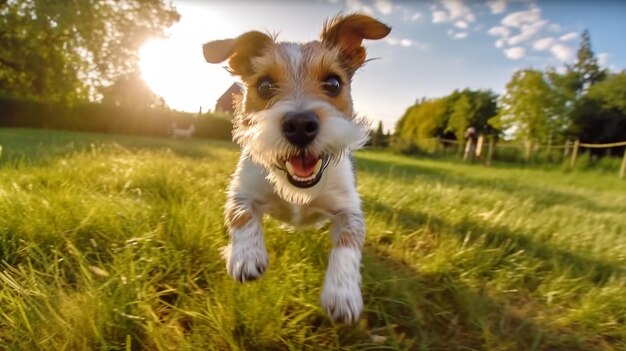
215, 82, 244, 114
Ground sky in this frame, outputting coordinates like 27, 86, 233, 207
139, 0, 626, 131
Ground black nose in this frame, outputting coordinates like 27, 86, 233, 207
281, 111, 319, 148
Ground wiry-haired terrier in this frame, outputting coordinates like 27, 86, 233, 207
203, 13, 391, 324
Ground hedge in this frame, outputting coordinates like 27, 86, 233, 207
0, 97, 232, 140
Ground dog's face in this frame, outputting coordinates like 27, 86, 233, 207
204, 14, 390, 204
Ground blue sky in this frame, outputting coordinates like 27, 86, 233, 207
139, 0, 626, 131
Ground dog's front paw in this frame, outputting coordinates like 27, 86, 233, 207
321, 281, 363, 324
222, 243, 268, 283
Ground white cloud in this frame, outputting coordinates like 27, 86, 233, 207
488, 25, 511, 38
386, 37, 399, 46
501, 7, 541, 28
410, 12, 422, 21
559, 32, 578, 42
432, 11, 449, 23
504, 46, 526, 60
532, 37, 557, 51
495, 39, 506, 48
442, 0, 475, 22
548, 23, 561, 32
550, 44, 574, 61
453, 32, 468, 39
487, 0, 506, 14
431, 0, 475, 25
386, 37, 428, 50
346, 0, 374, 15
507, 20, 547, 45
400, 39, 413, 47
374, 0, 393, 15
597, 53, 609, 66
454, 20, 468, 29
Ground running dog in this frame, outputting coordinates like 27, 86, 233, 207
203, 13, 390, 324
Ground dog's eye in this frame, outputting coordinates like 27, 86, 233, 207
322, 75, 342, 97
257, 78, 277, 99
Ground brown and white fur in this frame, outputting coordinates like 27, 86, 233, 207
203, 14, 390, 324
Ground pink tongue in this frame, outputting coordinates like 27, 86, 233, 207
288, 154, 318, 177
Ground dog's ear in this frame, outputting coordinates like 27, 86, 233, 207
203, 31, 273, 76
321, 14, 391, 71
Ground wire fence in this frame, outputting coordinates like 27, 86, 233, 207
426, 137, 626, 179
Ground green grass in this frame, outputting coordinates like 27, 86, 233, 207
1, 128, 625, 350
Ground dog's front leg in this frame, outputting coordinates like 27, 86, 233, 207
321, 209, 365, 324
223, 197, 268, 282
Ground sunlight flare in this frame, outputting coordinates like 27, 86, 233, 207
138, 3, 240, 112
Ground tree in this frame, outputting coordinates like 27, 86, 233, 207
446, 89, 499, 141
572, 29, 607, 94
371, 120, 385, 147
490, 69, 561, 159
396, 98, 448, 141
0, 0, 179, 103
448, 93, 472, 141
571, 72, 626, 151
395, 97, 448, 152
587, 73, 626, 113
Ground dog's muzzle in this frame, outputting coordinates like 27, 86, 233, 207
276, 111, 331, 188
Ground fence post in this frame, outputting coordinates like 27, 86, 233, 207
619, 148, 626, 179
570, 139, 580, 168
524, 140, 533, 162
486, 137, 495, 166
546, 137, 552, 161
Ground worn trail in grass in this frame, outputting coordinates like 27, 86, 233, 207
1, 129, 625, 350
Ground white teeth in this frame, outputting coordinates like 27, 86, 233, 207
285, 161, 295, 176
284, 157, 324, 184
314, 159, 322, 174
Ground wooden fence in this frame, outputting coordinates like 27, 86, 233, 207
432, 137, 626, 179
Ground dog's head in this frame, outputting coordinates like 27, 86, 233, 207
203, 14, 390, 204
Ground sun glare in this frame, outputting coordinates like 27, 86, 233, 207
138, 3, 240, 113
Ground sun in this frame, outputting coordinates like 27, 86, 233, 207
138, 3, 240, 113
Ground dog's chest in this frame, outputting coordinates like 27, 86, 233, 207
264, 198, 328, 227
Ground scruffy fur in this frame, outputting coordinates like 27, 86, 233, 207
203, 13, 390, 324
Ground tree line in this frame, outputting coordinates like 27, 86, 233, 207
393, 30, 626, 158
0, 0, 178, 107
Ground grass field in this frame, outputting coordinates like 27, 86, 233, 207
1, 128, 625, 350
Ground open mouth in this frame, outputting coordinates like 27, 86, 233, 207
280, 152, 330, 188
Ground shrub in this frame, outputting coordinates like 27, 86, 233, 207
0, 97, 232, 140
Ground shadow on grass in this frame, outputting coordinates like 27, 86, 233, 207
352, 198, 624, 350
359, 249, 589, 350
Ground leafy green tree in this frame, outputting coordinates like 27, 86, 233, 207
446, 89, 499, 140
371, 120, 385, 147
545, 67, 579, 141
491, 69, 560, 144
448, 93, 472, 141
572, 29, 607, 93
544, 30, 608, 141
397, 98, 448, 140
571, 72, 626, 149
0, 0, 179, 102
586, 72, 626, 114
